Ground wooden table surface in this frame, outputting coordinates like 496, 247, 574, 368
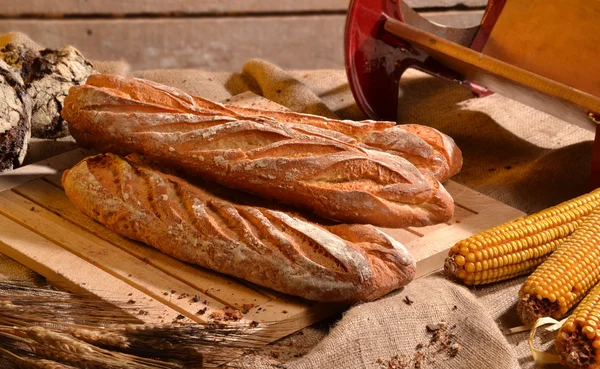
0, 0, 486, 71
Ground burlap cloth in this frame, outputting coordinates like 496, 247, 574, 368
1, 33, 595, 368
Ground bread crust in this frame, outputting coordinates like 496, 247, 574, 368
62, 153, 416, 303
223, 105, 462, 182
62, 74, 454, 227
0, 59, 31, 172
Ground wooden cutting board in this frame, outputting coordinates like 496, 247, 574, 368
0, 94, 525, 365
0, 148, 524, 333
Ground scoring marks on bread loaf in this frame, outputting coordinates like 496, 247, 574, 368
246, 140, 349, 160
234, 206, 296, 259
372, 229, 415, 267
290, 124, 357, 145
155, 177, 231, 262
129, 113, 233, 132
307, 156, 412, 190
71, 159, 148, 228
188, 195, 247, 246
195, 125, 290, 152
132, 167, 173, 224
363, 128, 433, 160
199, 121, 245, 140
266, 212, 371, 281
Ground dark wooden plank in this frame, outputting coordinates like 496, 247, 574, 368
0, 0, 486, 16
1, 0, 350, 15
0, 16, 347, 71
0, 10, 485, 71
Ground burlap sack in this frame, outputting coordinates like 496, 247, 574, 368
288, 275, 520, 369
1, 32, 595, 368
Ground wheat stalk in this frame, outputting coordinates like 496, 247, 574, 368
0, 280, 305, 368
0, 346, 78, 369
0, 326, 178, 369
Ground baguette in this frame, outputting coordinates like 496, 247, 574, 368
62, 74, 454, 228
62, 153, 416, 303
222, 105, 462, 182
63, 71, 461, 182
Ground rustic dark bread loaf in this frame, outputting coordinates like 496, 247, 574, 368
0, 59, 31, 172
1, 43, 94, 138
62, 74, 454, 228
0, 43, 38, 81
223, 105, 462, 182
62, 153, 416, 303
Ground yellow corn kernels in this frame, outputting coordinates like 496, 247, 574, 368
556, 281, 600, 369
518, 206, 600, 325
445, 189, 600, 286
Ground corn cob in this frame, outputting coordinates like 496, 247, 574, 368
444, 189, 600, 286
556, 281, 600, 369
518, 205, 600, 325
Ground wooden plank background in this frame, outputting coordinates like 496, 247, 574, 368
0, 0, 486, 71
2, 1, 486, 16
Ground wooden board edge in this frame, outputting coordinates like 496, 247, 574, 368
0, 148, 90, 192
240, 301, 346, 346
411, 206, 526, 278
0, 213, 182, 324
442, 180, 520, 213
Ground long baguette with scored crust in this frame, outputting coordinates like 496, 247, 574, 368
62, 153, 416, 303
65, 73, 461, 182
62, 74, 454, 228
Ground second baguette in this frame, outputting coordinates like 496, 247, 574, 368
62, 153, 416, 303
